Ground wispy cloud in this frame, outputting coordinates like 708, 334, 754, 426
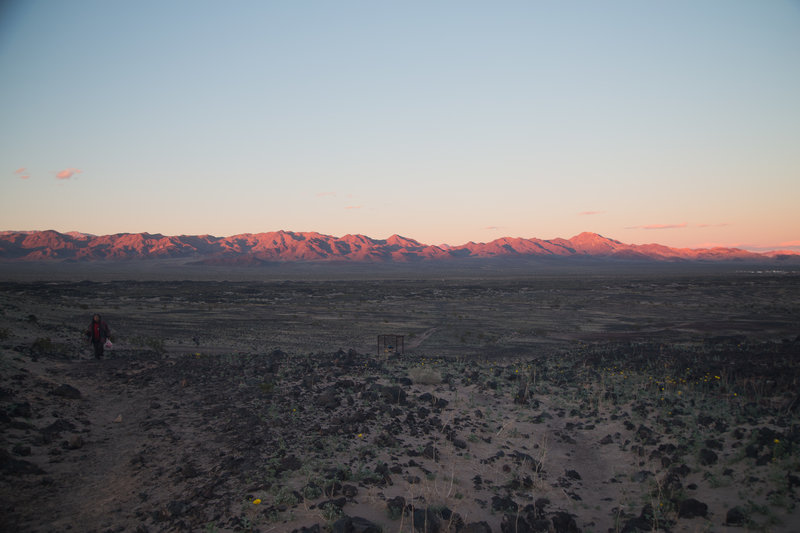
14, 168, 29, 179
579, 211, 604, 216
629, 222, 732, 230
485, 226, 504, 231
56, 168, 82, 180
780, 240, 800, 248
345, 205, 362, 210
315, 191, 336, 197
627, 223, 688, 230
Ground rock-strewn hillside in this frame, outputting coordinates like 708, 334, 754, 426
2, 341, 799, 532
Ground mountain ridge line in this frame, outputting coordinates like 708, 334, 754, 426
0, 229, 797, 263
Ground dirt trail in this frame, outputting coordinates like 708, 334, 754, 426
407, 327, 438, 350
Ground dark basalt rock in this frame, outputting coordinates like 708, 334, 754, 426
698, 448, 718, 466
725, 506, 748, 526
51, 383, 81, 399
316, 387, 340, 409
371, 384, 407, 404
330, 514, 382, 533
350, 516, 382, 533
0, 448, 45, 475
413, 507, 441, 533
492, 494, 518, 513
551, 511, 580, 533
678, 498, 708, 518
619, 504, 674, 532
386, 495, 406, 518
501, 513, 534, 532
462, 522, 492, 533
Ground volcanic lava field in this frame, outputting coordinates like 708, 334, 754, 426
1, 270, 799, 532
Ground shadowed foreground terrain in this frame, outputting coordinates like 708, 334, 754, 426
1, 272, 799, 532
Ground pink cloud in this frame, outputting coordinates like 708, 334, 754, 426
696, 222, 731, 228
485, 226, 504, 231
579, 211, 604, 216
627, 223, 688, 230
14, 168, 30, 179
56, 168, 82, 180
780, 240, 800, 247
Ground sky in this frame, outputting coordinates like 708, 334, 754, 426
1, 1, 799, 251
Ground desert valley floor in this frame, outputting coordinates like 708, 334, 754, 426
1, 267, 799, 532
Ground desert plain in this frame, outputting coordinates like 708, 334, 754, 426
1, 263, 799, 532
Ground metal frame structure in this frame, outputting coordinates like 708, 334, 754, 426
377, 334, 404, 355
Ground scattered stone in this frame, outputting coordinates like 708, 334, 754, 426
0, 448, 45, 475
492, 494, 518, 513
279, 454, 302, 472
726, 506, 748, 526
40, 419, 76, 444
698, 448, 718, 466
9, 401, 33, 418
316, 388, 340, 410
551, 511, 580, 533
12, 444, 31, 456
422, 444, 439, 462
501, 513, 533, 532
412, 507, 441, 533
678, 498, 708, 518
350, 516, 381, 533
51, 384, 81, 399
386, 496, 406, 519
462, 522, 492, 533
342, 484, 358, 498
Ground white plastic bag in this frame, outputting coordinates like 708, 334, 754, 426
104, 339, 113, 349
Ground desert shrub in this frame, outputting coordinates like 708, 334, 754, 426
272, 486, 299, 506
408, 366, 442, 385
302, 483, 322, 500
31, 337, 54, 353
321, 502, 343, 522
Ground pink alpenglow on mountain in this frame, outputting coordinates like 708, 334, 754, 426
0, 230, 795, 263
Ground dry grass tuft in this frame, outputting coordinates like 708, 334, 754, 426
408, 366, 443, 385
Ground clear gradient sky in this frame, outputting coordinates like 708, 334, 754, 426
1, 1, 799, 251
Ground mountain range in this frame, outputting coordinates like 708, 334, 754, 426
0, 230, 796, 264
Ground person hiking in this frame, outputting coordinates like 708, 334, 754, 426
85, 314, 111, 359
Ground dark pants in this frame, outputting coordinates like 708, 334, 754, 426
92, 339, 105, 359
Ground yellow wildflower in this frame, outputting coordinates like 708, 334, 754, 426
253, 498, 261, 505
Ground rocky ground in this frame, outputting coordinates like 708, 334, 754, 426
1, 275, 799, 532
2, 332, 799, 532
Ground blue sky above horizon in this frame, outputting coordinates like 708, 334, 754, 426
1, 1, 799, 251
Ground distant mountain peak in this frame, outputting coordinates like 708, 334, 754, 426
0, 230, 790, 264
